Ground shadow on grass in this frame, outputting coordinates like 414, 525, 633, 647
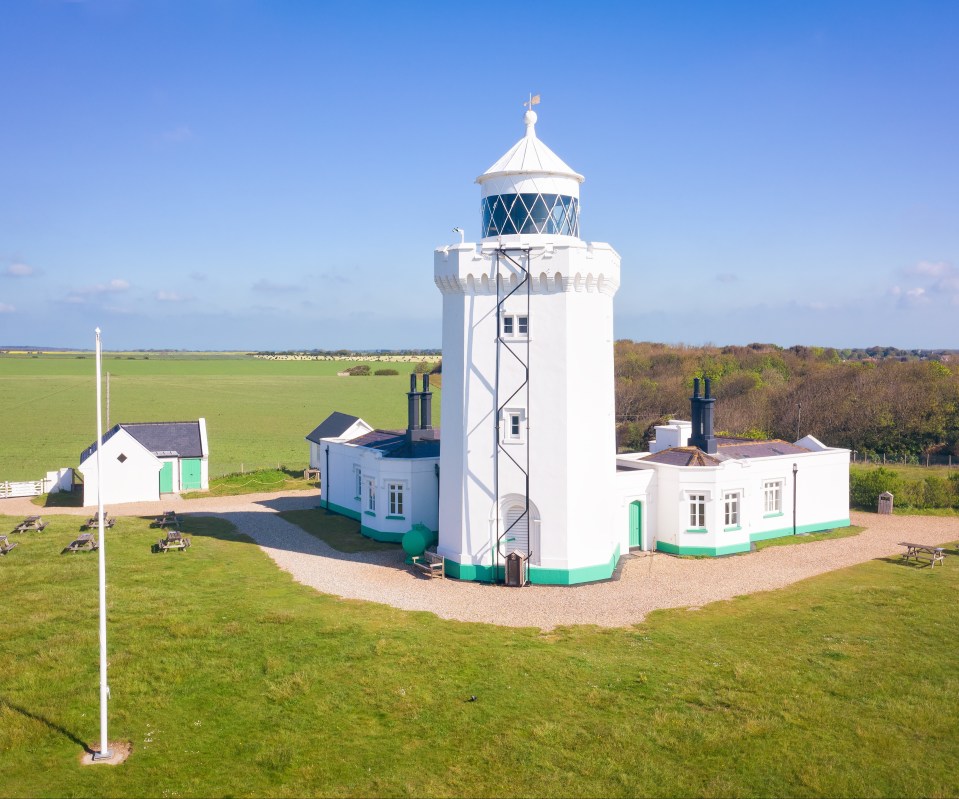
0, 696, 92, 754
30, 489, 83, 509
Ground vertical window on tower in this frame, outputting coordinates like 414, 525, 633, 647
502, 316, 514, 336
688, 494, 706, 530
517, 316, 528, 336
503, 409, 525, 443
510, 414, 521, 437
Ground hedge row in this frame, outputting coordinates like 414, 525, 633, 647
850, 467, 959, 510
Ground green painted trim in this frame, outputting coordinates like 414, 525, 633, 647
685, 528, 708, 534
363, 510, 376, 517
749, 518, 851, 543
321, 500, 360, 521
724, 525, 742, 532
443, 546, 621, 586
657, 541, 751, 557
385, 515, 406, 521
763, 511, 784, 518
359, 525, 404, 543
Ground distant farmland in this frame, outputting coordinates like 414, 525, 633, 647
0, 353, 438, 481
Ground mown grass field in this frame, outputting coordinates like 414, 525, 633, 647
0, 354, 436, 481
1, 512, 957, 798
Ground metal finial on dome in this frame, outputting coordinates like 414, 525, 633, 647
523, 93, 541, 138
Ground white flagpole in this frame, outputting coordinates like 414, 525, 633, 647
93, 327, 112, 761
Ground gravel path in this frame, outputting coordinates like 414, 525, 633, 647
4, 490, 957, 630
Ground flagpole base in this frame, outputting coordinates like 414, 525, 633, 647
82, 742, 130, 766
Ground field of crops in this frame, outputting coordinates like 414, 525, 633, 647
0, 354, 437, 481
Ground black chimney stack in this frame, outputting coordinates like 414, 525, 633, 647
407, 373, 420, 439
687, 375, 718, 454
419, 373, 433, 434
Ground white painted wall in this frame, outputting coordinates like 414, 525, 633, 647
435, 238, 622, 576
309, 419, 372, 469
78, 428, 162, 506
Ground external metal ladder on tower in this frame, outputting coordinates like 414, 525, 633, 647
492, 247, 531, 585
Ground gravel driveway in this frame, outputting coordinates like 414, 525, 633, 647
4, 490, 957, 630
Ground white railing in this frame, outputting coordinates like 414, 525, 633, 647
0, 480, 46, 498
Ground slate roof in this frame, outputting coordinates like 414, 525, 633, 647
348, 429, 441, 459
306, 412, 362, 444
643, 447, 723, 467
641, 438, 812, 468
81, 421, 204, 462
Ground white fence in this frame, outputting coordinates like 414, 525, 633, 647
0, 468, 74, 499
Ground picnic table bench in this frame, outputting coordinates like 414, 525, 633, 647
64, 532, 98, 553
898, 541, 946, 568
303, 468, 321, 481
0, 535, 19, 555
151, 511, 180, 529
12, 516, 46, 533
84, 512, 114, 529
411, 550, 445, 579
155, 530, 191, 553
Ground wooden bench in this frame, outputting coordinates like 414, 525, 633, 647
411, 551, 445, 579
899, 541, 946, 568
303, 468, 321, 481
155, 530, 191, 553
12, 516, 46, 533
65, 532, 98, 553
0, 535, 18, 555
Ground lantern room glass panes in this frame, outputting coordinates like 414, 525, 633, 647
481, 193, 579, 238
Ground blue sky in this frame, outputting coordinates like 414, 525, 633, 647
0, 0, 956, 350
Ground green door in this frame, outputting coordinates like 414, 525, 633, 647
629, 501, 644, 549
159, 462, 174, 494
180, 458, 202, 491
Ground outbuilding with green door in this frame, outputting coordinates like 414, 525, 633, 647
79, 418, 209, 506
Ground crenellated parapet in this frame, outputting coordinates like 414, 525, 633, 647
434, 241, 620, 297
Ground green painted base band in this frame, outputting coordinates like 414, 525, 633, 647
749, 518, 851, 542
443, 546, 620, 586
656, 541, 751, 556
360, 525, 404, 543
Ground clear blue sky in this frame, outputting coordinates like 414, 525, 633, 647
1, 0, 956, 350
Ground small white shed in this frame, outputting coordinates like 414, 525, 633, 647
78, 419, 209, 506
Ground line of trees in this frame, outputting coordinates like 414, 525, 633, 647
614, 341, 959, 459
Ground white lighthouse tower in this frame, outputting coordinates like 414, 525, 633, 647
434, 106, 622, 584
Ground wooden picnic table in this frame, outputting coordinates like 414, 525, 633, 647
151, 511, 180, 529
65, 532, 98, 553
12, 516, 46, 533
0, 535, 19, 555
155, 529, 191, 553
84, 512, 114, 529
898, 541, 946, 568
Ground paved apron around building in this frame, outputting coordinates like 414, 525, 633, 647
4, 489, 957, 630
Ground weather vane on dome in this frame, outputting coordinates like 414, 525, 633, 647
524, 93, 541, 111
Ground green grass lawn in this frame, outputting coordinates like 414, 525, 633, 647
1, 512, 957, 797
753, 525, 865, 550
0, 354, 436, 481
181, 468, 318, 499
279, 508, 401, 553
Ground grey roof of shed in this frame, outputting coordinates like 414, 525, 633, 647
349, 429, 441, 459
306, 412, 363, 444
81, 421, 204, 462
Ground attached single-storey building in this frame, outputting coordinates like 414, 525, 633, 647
78, 419, 209, 506
313, 375, 440, 542
305, 412, 372, 471
614, 379, 850, 557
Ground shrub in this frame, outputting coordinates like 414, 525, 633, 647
346, 365, 371, 376
849, 467, 900, 509
413, 361, 431, 374
374, 368, 399, 376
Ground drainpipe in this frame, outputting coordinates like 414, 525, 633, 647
792, 462, 798, 535
325, 445, 330, 512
